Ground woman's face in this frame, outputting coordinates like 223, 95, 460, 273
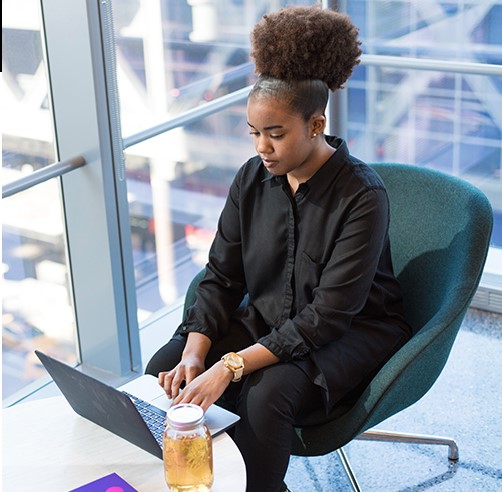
247, 95, 319, 178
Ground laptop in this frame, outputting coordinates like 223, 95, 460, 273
35, 350, 240, 460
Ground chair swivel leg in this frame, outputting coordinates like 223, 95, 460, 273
356, 429, 459, 461
336, 447, 362, 492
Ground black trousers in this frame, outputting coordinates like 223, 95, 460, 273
145, 329, 324, 492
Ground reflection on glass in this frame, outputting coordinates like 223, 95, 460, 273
347, 66, 502, 248
2, 0, 55, 184
351, 0, 502, 63
113, 0, 262, 135
2, 180, 77, 399
2, 1, 77, 400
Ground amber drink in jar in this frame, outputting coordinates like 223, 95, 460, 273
163, 403, 213, 492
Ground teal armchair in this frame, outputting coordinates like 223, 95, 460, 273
182, 164, 493, 490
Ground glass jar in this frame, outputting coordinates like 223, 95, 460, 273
163, 403, 214, 492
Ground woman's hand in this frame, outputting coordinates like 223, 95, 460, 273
158, 352, 206, 400
159, 339, 279, 412
158, 332, 212, 400
174, 342, 280, 412
172, 361, 233, 412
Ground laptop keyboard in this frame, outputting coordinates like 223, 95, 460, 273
123, 391, 166, 446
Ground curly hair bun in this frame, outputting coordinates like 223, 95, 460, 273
250, 4, 362, 91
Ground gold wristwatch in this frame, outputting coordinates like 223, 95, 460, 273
221, 352, 244, 382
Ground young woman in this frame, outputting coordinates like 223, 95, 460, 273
146, 6, 411, 491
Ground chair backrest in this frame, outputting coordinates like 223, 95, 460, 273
183, 269, 206, 319
372, 163, 493, 336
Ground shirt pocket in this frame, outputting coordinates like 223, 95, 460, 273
297, 251, 327, 309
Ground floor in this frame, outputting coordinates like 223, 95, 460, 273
284, 308, 502, 492
17, 306, 502, 491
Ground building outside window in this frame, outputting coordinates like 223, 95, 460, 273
2, 0, 501, 402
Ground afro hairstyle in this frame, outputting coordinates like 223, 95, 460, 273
250, 4, 362, 91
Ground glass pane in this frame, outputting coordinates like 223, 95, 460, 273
347, 1, 502, 250
125, 102, 255, 321
113, 0, 312, 133
347, 65, 502, 247
2, 0, 55, 182
2, 0, 78, 400
351, 0, 502, 64
113, 0, 253, 136
113, 0, 311, 321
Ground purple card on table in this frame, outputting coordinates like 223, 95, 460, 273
68, 472, 139, 492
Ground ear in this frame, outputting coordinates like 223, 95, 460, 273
310, 114, 326, 136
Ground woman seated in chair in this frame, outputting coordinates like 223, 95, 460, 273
146, 5, 411, 492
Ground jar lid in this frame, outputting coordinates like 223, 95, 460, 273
166, 403, 205, 430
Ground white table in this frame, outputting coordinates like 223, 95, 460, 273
3, 396, 246, 491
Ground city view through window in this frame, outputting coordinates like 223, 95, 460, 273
2, 0, 501, 400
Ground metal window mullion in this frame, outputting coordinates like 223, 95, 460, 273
40, 0, 140, 375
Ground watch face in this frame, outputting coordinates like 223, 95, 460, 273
227, 354, 242, 368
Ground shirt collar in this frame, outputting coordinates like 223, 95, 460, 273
305, 135, 347, 200
260, 135, 348, 195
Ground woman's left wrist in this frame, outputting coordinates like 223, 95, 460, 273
217, 359, 235, 382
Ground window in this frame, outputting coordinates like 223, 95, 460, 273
3, 0, 500, 403
345, 0, 502, 271
2, 0, 77, 400
3, 0, 143, 403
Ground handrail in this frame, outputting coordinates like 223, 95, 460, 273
2, 156, 86, 199
123, 55, 502, 149
3, 55, 501, 199
361, 54, 502, 76
122, 85, 252, 149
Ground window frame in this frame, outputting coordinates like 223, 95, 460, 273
40, 0, 141, 375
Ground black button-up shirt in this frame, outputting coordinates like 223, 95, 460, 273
182, 136, 411, 408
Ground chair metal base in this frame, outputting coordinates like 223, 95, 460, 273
336, 447, 363, 492
337, 430, 459, 492
357, 429, 459, 461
